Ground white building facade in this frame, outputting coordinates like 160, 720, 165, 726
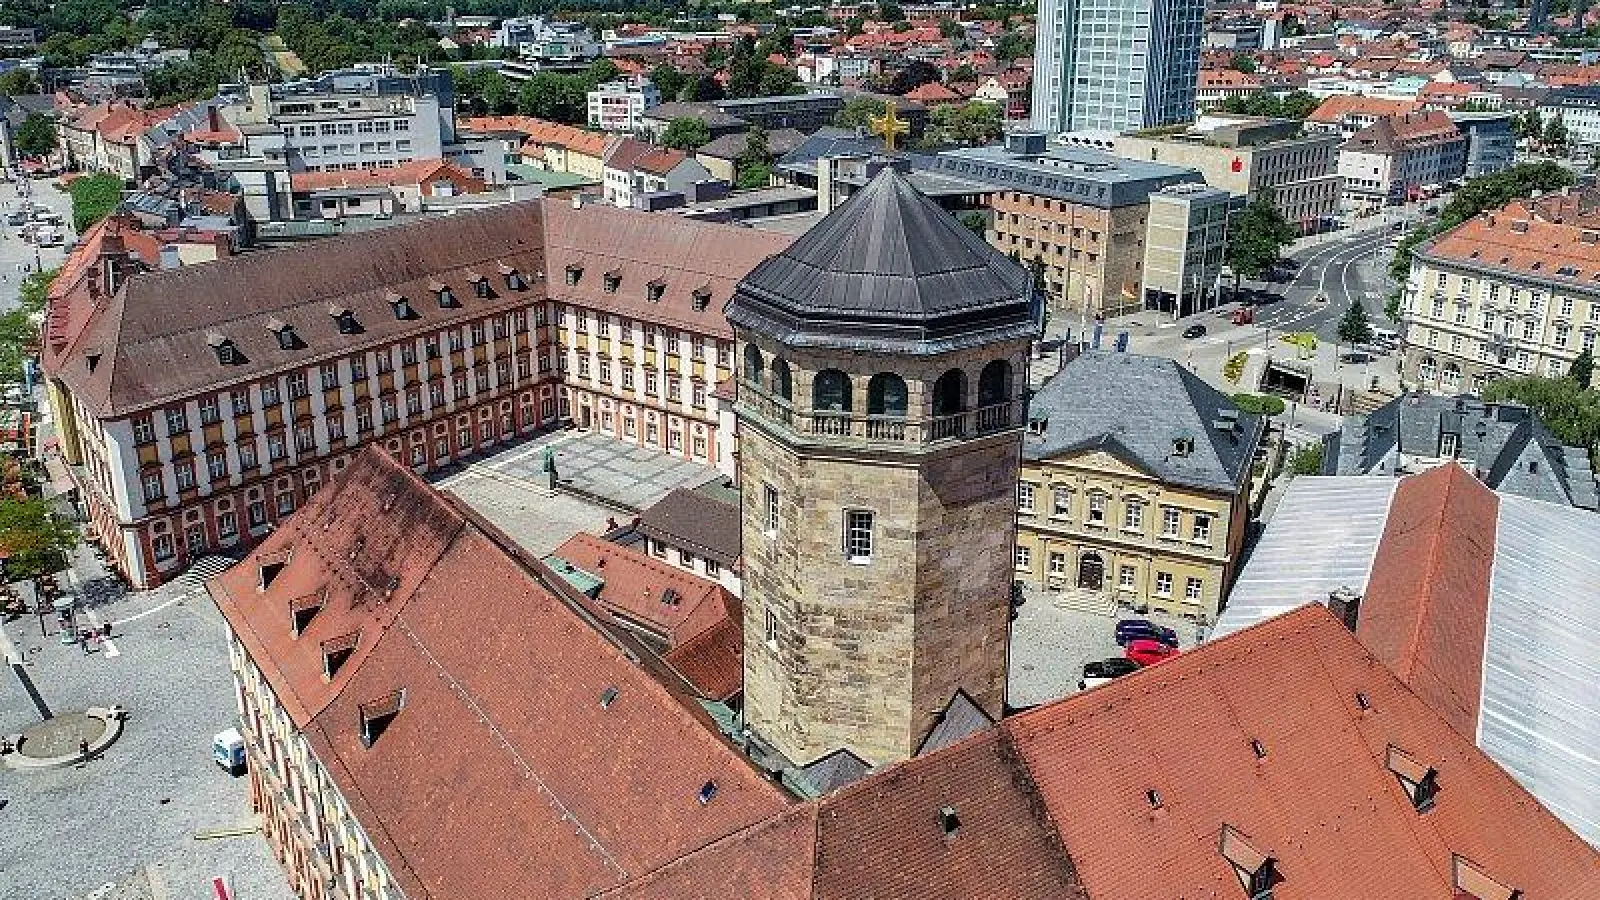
587, 78, 662, 133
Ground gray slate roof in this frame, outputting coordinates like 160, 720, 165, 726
727, 167, 1037, 355
637, 487, 741, 565
696, 128, 806, 162
1322, 393, 1598, 510
915, 690, 995, 756
1024, 352, 1263, 494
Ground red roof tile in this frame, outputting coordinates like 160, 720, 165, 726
662, 615, 744, 701
553, 532, 735, 648
210, 447, 789, 898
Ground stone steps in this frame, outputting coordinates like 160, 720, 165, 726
1050, 587, 1118, 617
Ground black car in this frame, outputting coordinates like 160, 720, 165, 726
1181, 324, 1207, 339
1078, 658, 1142, 691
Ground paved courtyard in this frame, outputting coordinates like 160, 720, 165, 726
1008, 585, 1204, 709
435, 429, 725, 556
0, 551, 293, 900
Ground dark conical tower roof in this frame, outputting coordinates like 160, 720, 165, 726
727, 167, 1039, 355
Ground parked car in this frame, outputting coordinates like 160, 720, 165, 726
1078, 657, 1142, 691
1115, 619, 1179, 647
1181, 324, 1207, 339
3, 211, 24, 226
1125, 639, 1180, 667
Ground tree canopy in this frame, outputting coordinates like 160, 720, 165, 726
834, 96, 888, 129
0, 498, 79, 581
1337, 300, 1375, 347
1482, 375, 1600, 454
15, 113, 57, 159
1225, 189, 1296, 282
1218, 90, 1319, 120
735, 125, 771, 189
660, 117, 711, 151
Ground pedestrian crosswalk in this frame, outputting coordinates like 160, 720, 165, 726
176, 555, 238, 587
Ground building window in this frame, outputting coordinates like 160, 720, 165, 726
1123, 500, 1143, 531
328, 416, 346, 441
295, 424, 316, 452
1192, 515, 1211, 543
261, 381, 281, 406
1155, 572, 1173, 597
1161, 507, 1181, 537
269, 433, 287, 461
239, 442, 258, 469
207, 452, 227, 480
248, 500, 267, 527
763, 484, 779, 534
705, 559, 720, 578
1014, 545, 1030, 570
320, 364, 340, 390
199, 396, 221, 425
1087, 494, 1106, 525
276, 492, 295, 516
844, 509, 873, 562
1017, 482, 1035, 513
678, 548, 695, 568
764, 608, 779, 646
1051, 490, 1070, 517
1118, 565, 1136, 589
1048, 551, 1066, 576
174, 461, 194, 492
142, 472, 163, 502
165, 407, 187, 436
132, 416, 154, 445
152, 533, 175, 561
1185, 577, 1203, 603
217, 512, 237, 538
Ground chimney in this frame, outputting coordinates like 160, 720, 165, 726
159, 244, 181, 270
1327, 587, 1362, 631
207, 104, 221, 133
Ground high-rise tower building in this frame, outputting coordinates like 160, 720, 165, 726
728, 166, 1039, 766
1030, 0, 1204, 134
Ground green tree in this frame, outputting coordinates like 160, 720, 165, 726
994, 29, 1033, 63
1390, 162, 1576, 279
15, 113, 56, 159
1231, 393, 1286, 416
515, 73, 588, 124
1569, 348, 1595, 389
937, 17, 965, 39
878, 1, 904, 21
1229, 53, 1257, 73
1544, 114, 1569, 151
17, 268, 57, 316
0, 68, 38, 95
735, 125, 771, 189
70, 173, 123, 232
1225, 189, 1296, 293
1337, 300, 1375, 349
958, 210, 986, 239
650, 63, 685, 102
1289, 441, 1325, 476
659, 117, 711, 151
920, 100, 1003, 148
834, 96, 887, 129
1514, 108, 1543, 140
0, 498, 79, 581
1483, 375, 1600, 452
1279, 90, 1319, 120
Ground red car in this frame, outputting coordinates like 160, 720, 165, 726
1125, 638, 1180, 667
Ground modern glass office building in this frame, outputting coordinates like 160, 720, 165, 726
1030, 0, 1204, 134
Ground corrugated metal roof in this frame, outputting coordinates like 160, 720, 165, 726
1482, 494, 1600, 846
1211, 476, 1396, 638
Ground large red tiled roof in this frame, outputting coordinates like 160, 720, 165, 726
552, 532, 735, 648
288, 159, 486, 194
1358, 463, 1497, 736
609, 605, 1600, 898
209, 447, 789, 898
1420, 191, 1600, 286
1307, 93, 1421, 124
662, 615, 744, 701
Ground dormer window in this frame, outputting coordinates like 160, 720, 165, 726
1173, 436, 1194, 457
266, 318, 299, 351
290, 593, 323, 636
359, 689, 405, 748
388, 292, 415, 320
432, 281, 457, 308
661, 587, 681, 607
328, 304, 360, 335
500, 264, 525, 291
258, 555, 287, 590
646, 280, 666, 303
1027, 417, 1048, 436
566, 264, 582, 286
1453, 855, 1520, 900
1218, 825, 1278, 899
207, 332, 241, 365
691, 287, 711, 311
1385, 745, 1439, 812
604, 271, 621, 294
321, 630, 360, 680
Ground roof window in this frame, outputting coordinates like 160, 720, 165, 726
289, 593, 322, 636
329, 304, 361, 334
1250, 738, 1267, 759
321, 630, 360, 680
1218, 825, 1278, 899
938, 805, 961, 836
599, 686, 620, 709
661, 587, 681, 607
86, 351, 102, 373
1028, 417, 1048, 436
692, 287, 712, 311
358, 689, 405, 748
208, 332, 242, 365
1173, 436, 1194, 457
566, 264, 582, 286
1145, 789, 1163, 809
500, 264, 525, 291
604, 271, 621, 294
1453, 855, 1520, 900
1385, 745, 1439, 813
1556, 265, 1579, 277
266, 318, 300, 351
697, 780, 718, 805
1355, 691, 1371, 710
259, 556, 286, 590
647, 280, 666, 303
432, 281, 457, 308
389, 292, 416, 320
468, 273, 492, 298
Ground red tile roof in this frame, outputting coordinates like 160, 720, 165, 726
1419, 191, 1600, 285
662, 615, 744, 701
1306, 93, 1422, 124
209, 446, 789, 898
1358, 463, 1497, 736
552, 532, 736, 648
288, 159, 487, 194
610, 605, 1600, 898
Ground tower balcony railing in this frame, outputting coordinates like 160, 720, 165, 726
739, 380, 1021, 446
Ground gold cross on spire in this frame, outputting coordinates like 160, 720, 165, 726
869, 101, 909, 153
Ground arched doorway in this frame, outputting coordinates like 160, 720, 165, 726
1078, 551, 1105, 590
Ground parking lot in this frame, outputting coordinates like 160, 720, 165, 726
0, 176, 76, 312
434, 429, 727, 556
0, 552, 294, 900
1008, 584, 1204, 709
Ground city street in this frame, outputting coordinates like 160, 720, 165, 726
0, 176, 77, 312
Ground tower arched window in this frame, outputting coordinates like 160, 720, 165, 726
744, 344, 764, 385
867, 373, 908, 417
772, 358, 793, 402
813, 369, 854, 412
978, 359, 1012, 407
933, 369, 968, 416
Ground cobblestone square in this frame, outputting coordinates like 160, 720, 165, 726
1, 551, 293, 900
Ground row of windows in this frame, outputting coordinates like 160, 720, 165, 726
1018, 482, 1213, 542
759, 483, 875, 563
1016, 547, 1206, 601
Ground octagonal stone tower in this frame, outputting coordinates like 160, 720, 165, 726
728, 166, 1039, 766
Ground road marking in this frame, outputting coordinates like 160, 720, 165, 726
112, 590, 197, 627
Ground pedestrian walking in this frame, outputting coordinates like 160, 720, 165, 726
78, 738, 89, 759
